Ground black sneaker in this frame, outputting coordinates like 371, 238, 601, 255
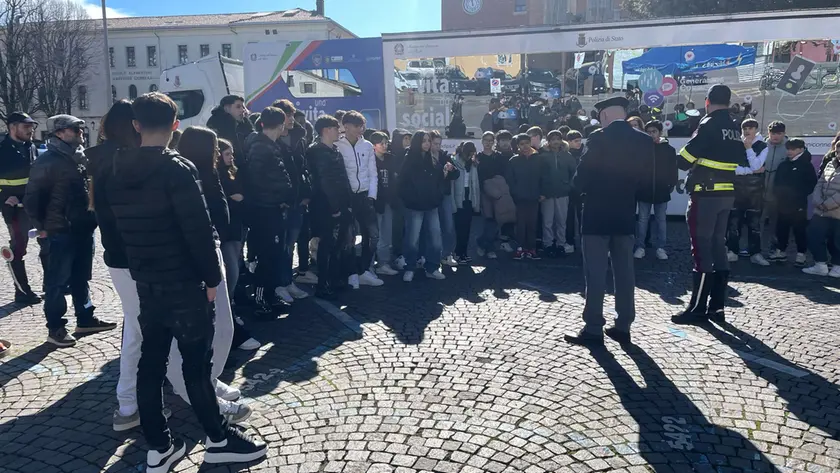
147, 437, 186, 473
47, 328, 77, 348
204, 425, 268, 464
14, 291, 42, 305
456, 256, 470, 265
314, 286, 336, 300
75, 316, 118, 334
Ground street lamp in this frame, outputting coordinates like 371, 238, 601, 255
101, 0, 112, 108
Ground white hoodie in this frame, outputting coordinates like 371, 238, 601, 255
336, 135, 378, 200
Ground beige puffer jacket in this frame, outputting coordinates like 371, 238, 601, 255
812, 156, 840, 221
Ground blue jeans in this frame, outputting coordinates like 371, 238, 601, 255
636, 202, 667, 250
438, 197, 456, 256
403, 208, 442, 273
43, 232, 95, 331
280, 206, 304, 287
808, 215, 840, 263
376, 205, 394, 266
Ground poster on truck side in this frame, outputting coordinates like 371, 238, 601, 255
244, 38, 385, 130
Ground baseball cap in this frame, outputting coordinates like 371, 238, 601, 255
47, 114, 85, 133
7, 112, 37, 126
706, 84, 732, 106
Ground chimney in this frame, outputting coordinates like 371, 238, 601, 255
315, 0, 325, 16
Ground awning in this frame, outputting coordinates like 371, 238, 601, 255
621, 44, 756, 76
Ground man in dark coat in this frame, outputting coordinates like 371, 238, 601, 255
635, 120, 678, 261
564, 97, 653, 347
206, 95, 253, 166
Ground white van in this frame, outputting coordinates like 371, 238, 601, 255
159, 53, 244, 129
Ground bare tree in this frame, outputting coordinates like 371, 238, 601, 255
0, 0, 41, 121
30, 0, 100, 117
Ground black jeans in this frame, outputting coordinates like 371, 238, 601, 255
316, 208, 352, 289
249, 207, 287, 296
349, 192, 379, 275
454, 204, 473, 257
808, 215, 840, 263
776, 208, 808, 252
297, 209, 311, 272
566, 191, 582, 246
136, 281, 227, 450
43, 232, 94, 331
727, 208, 762, 256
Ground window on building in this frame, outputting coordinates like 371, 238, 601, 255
147, 46, 157, 67
264, 29, 270, 35
126, 47, 136, 68
149, 84, 158, 92
514, 0, 527, 13
178, 45, 188, 64
302, 82, 316, 94
222, 43, 232, 58
109, 47, 115, 68
272, 29, 278, 35
200, 44, 210, 58
78, 86, 88, 110
111, 85, 117, 103
129, 84, 137, 100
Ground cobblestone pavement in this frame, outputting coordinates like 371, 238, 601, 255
1, 221, 840, 473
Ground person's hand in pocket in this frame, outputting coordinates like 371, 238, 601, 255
206, 285, 217, 302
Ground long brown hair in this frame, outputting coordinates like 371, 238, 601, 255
217, 138, 237, 180
177, 126, 219, 179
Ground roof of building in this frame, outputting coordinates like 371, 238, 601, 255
106, 8, 329, 30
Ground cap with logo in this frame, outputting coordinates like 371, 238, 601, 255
6, 112, 37, 126
47, 114, 85, 133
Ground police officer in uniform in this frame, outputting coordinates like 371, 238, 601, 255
0, 112, 45, 304
672, 85, 746, 325
564, 96, 654, 347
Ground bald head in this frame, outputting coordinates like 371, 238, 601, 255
599, 105, 627, 126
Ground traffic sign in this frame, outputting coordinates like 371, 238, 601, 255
490, 78, 501, 94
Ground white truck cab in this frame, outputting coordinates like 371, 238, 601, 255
159, 53, 244, 129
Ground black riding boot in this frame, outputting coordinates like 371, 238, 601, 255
707, 271, 730, 324
672, 272, 712, 325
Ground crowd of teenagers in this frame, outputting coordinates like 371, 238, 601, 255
0, 84, 839, 470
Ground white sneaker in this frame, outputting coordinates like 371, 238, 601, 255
295, 271, 318, 285
500, 242, 514, 253
829, 266, 840, 278
215, 380, 241, 402
394, 255, 407, 270
487, 251, 497, 259
237, 338, 261, 351
563, 244, 575, 254
286, 283, 308, 299
795, 253, 807, 266
417, 256, 426, 268
403, 271, 414, 282
426, 270, 446, 280
727, 251, 739, 263
348, 274, 360, 290
656, 248, 668, 260
768, 249, 786, 261
246, 261, 257, 274
750, 254, 770, 266
275, 287, 293, 304
376, 264, 399, 276
803, 262, 829, 276
146, 437, 186, 473
217, 398, 252, 424
442, 255, 458, 267
633, 248, 645, 259
359, 271, 384, 287
308, 238, 319, 259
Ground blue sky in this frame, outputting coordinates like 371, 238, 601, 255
85, 0, 441, 37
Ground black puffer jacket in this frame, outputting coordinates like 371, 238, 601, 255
375, 152, 399, 213
774, 150, 818, 213
88, 140, 129, 268
103, 146, 221, 287
306, 141, 352, 215
506, 151, 542, 203
218, 163, 245, 243
243, 132, 294, 209
24, 137, 96, 234
399, 151, 455, 211
733, 140, 767, 210
637, 139, 679, 204
0, 134, 36, 201
195, 166, 229, 242
206, 107, 253, 166
277, 122, 312, 204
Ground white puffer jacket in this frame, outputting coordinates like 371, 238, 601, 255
813, 156, 840, 221
336, 136, 378, 200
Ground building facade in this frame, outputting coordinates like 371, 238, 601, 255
441, 0, 626, 31
54, 8, 352, 141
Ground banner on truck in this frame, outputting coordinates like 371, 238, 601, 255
245, 38, 385, 130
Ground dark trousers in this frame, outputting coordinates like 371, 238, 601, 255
4, 208, 48, 295
297, 209, 311, 272
581, 234, 636, 334
776, 208, 807, 252
316, 208, 352, 289
43, 232, 94, 331
391, 202, 405, 257
727, 208, 762, 256
136, 281, 227, 450
454, 204, 473, 257
687, 195, 733, 273
249, 207, 287, 297
515, 201, 539, 251
566, 192, 582, 246
349, 192, 379, 274
808, 215, 840, 263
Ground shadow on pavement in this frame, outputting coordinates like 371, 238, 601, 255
701, 321, 840, 440
0, 342, 55, 390
590, 344, 782, 473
